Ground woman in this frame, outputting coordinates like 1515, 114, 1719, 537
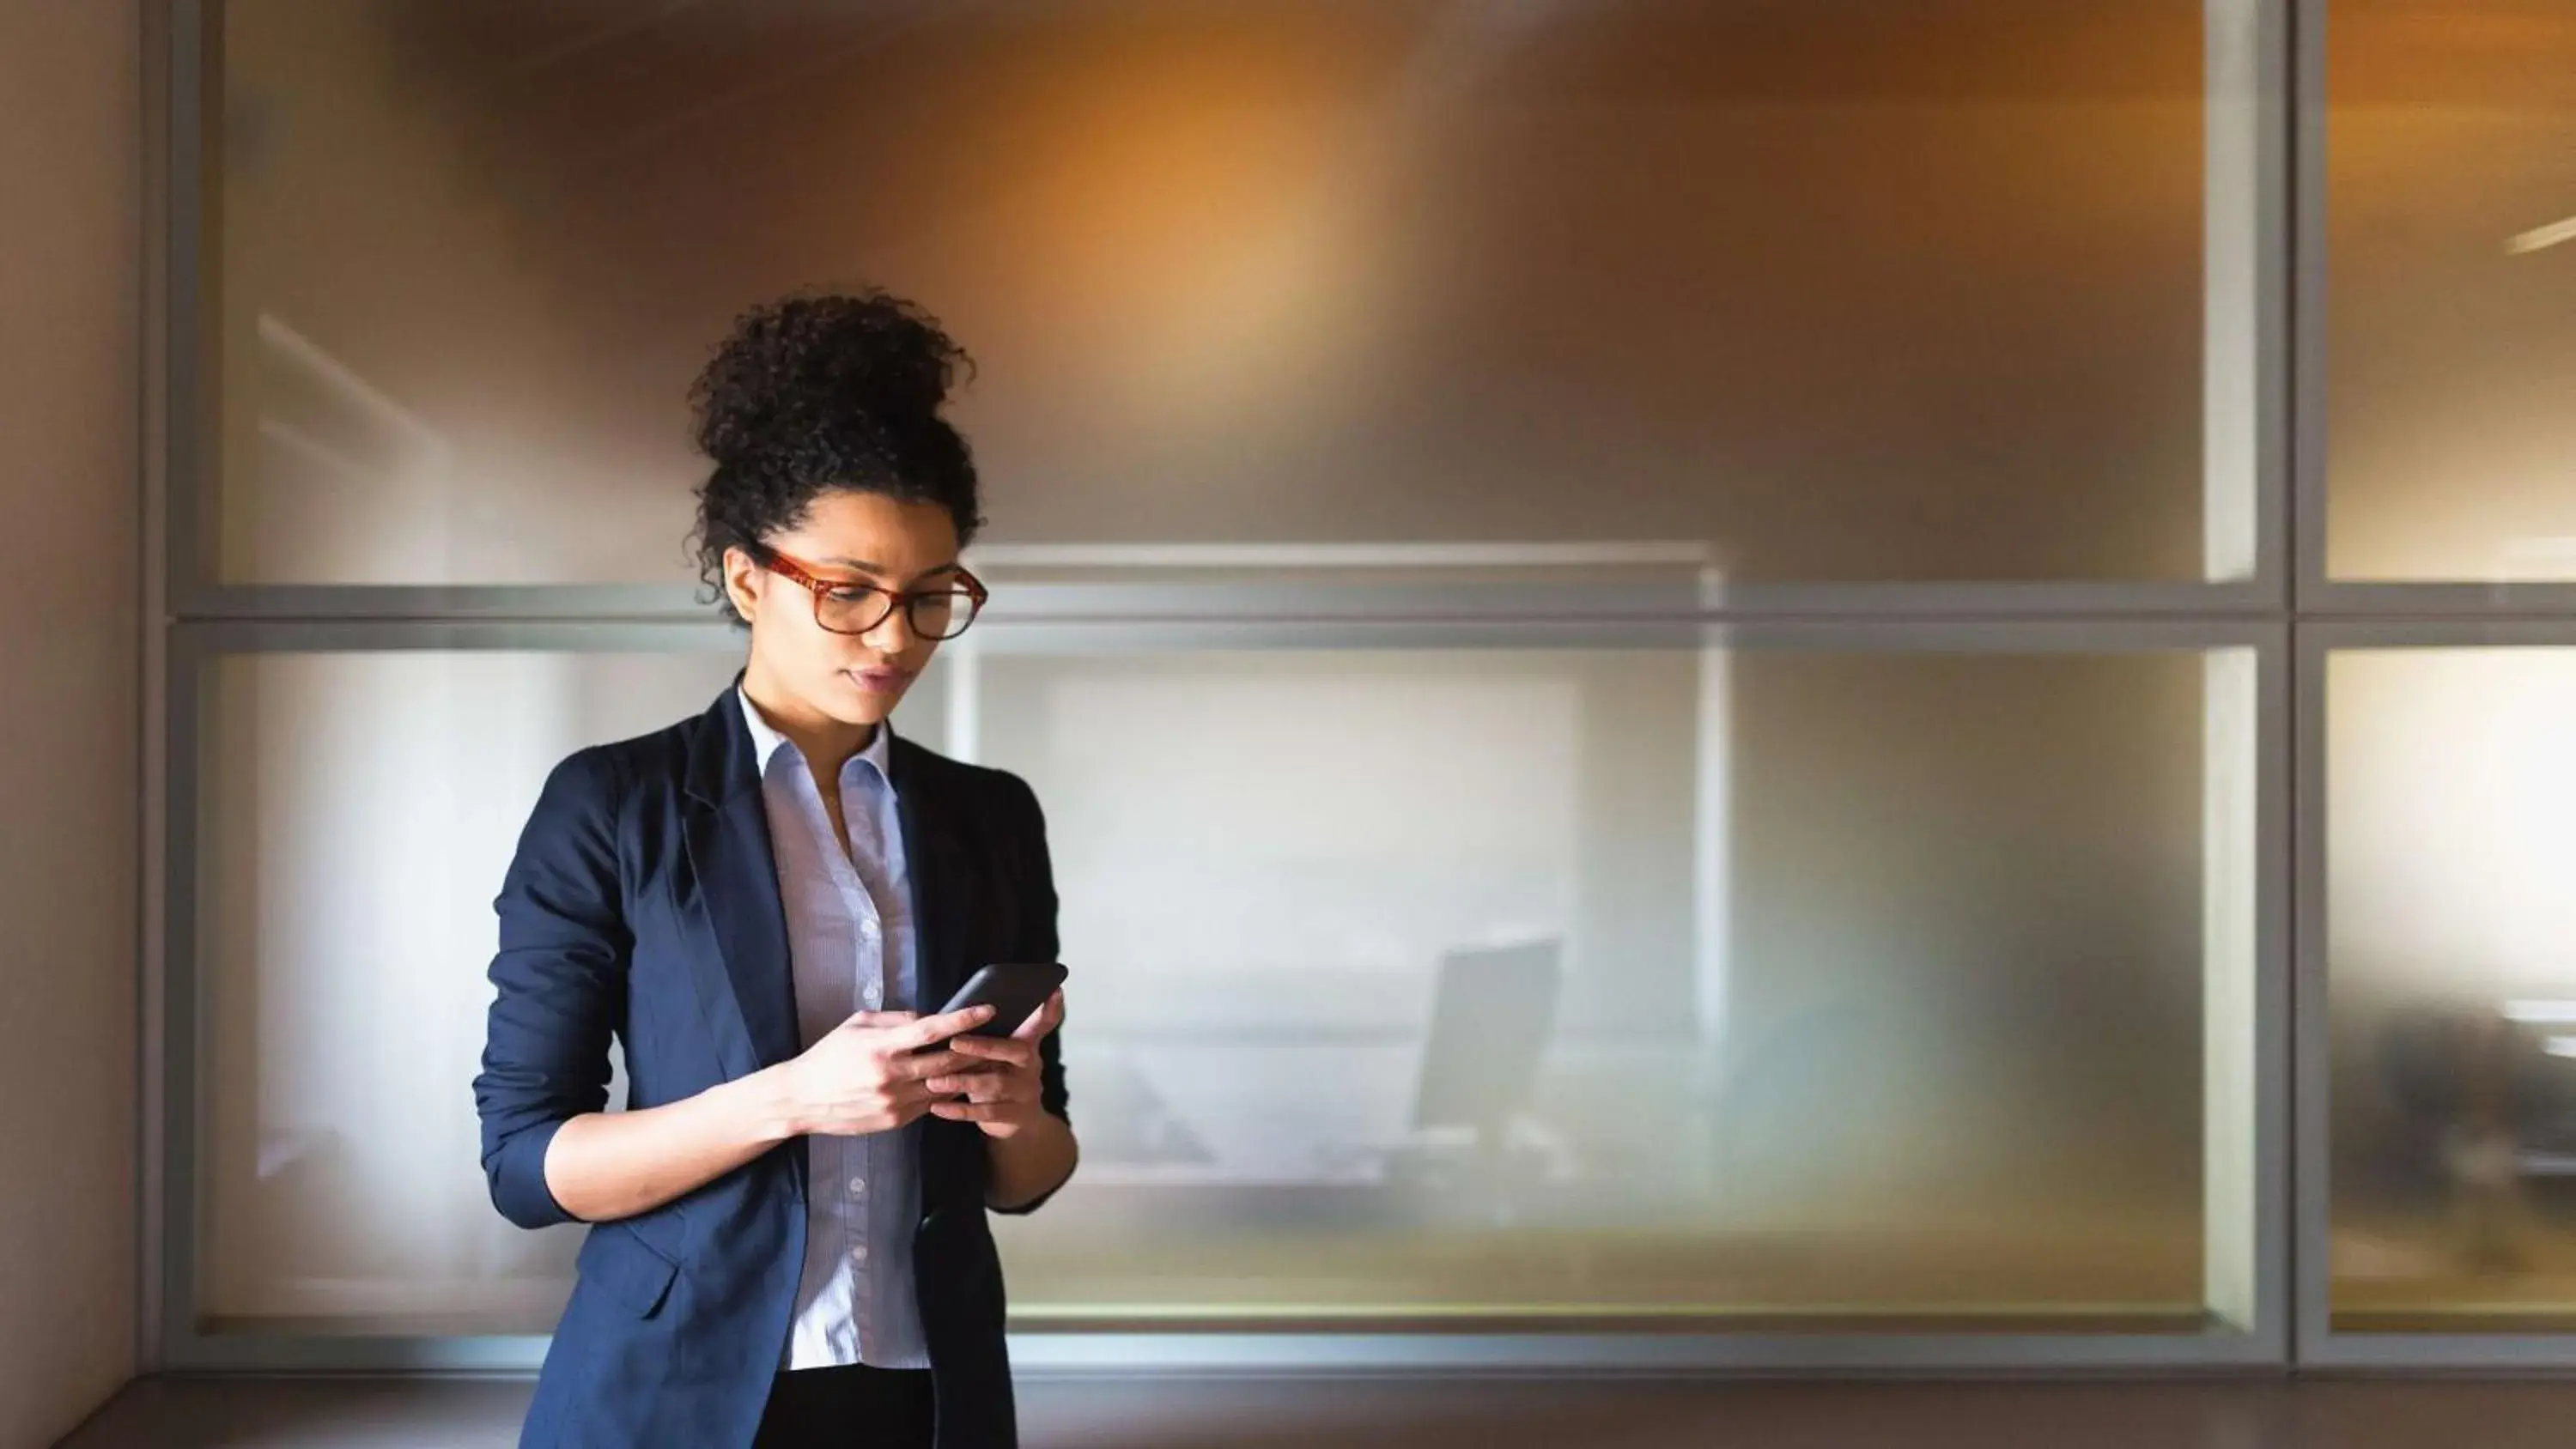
475, 290, 1076, 1449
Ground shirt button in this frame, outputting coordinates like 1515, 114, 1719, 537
850, 1246, 870, 1265
863, 985, 882, 1008
848, 1176, 867, 1197
860, 919, 881, 942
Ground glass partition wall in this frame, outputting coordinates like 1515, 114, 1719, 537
142, 0, 2576, 1374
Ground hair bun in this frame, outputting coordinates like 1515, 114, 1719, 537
690, 290, 971, 466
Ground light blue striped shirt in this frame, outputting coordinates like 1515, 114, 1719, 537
739, 690, 930, 1372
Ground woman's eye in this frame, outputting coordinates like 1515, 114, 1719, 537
823, 586, 874, 604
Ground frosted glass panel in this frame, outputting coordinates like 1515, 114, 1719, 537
2328, 650, 2576, 1331
214, 0, 2206, 584
2327, 3, 2576, 579
195, 643, 2243, 1333
191, 651, 848, 1333
976, 647, 2234, 1323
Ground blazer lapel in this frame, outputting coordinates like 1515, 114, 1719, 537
682, 688, 801, 1076
892, 737, 971, 1016
892, 739, 993, 1207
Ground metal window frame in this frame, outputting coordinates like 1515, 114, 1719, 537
2283, 0, 2576, 1369
151, 615, 2288, 1376
163, 0, 2576, 1379
154, 0, 2293, 627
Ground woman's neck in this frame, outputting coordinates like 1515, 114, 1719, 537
741, 669, 877, 775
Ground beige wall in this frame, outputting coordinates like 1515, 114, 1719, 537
0, 2, 141, 1444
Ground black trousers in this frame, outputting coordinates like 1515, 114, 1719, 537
752, 1363, 936, 1449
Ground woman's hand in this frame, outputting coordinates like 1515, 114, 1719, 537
776, 1004, 994, 1137
925, 991, 1065, 1140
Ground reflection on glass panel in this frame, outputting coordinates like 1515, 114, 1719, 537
193, 650, 866, 1334
2329, 650, 2576, 1331
2327, 2, 2576, 579
975, 647, 2229, 1324
216, 0, 2204, 585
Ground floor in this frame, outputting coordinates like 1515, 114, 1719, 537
50, 1376, 2576, 1448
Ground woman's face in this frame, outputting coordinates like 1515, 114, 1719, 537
724, 490, 964, 731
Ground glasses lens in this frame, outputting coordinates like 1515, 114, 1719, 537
814, 585, 893, 635
909, 587, 978, 640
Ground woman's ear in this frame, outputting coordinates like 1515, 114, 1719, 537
722, 547, 763, 624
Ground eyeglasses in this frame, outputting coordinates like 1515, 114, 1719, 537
753, 547, 987, 641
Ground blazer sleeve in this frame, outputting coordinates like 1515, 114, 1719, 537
990, 768, 1072, 1216
474, 747, 632, 1230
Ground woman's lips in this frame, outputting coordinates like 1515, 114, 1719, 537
848, 667, 912, 693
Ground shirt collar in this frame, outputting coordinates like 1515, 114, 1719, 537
738, 687, 896, 784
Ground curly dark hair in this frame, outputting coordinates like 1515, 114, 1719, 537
688, 289, 984, 622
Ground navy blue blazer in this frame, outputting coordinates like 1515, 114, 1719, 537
475, 683, 1068, 1449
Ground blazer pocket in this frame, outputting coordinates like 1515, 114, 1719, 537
574, 1223, 680, 1319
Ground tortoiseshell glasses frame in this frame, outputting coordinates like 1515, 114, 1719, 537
750, 546, 989, 640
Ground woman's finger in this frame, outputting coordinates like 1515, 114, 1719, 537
890, 1047, 980, 1082
1013, 991, 1066, 1041
929, 1071, 1030, 1103
891, 1004, 996, 1051
946, 1036, 1035, 1069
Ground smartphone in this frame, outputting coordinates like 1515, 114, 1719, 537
933, 961, 1067, 1039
